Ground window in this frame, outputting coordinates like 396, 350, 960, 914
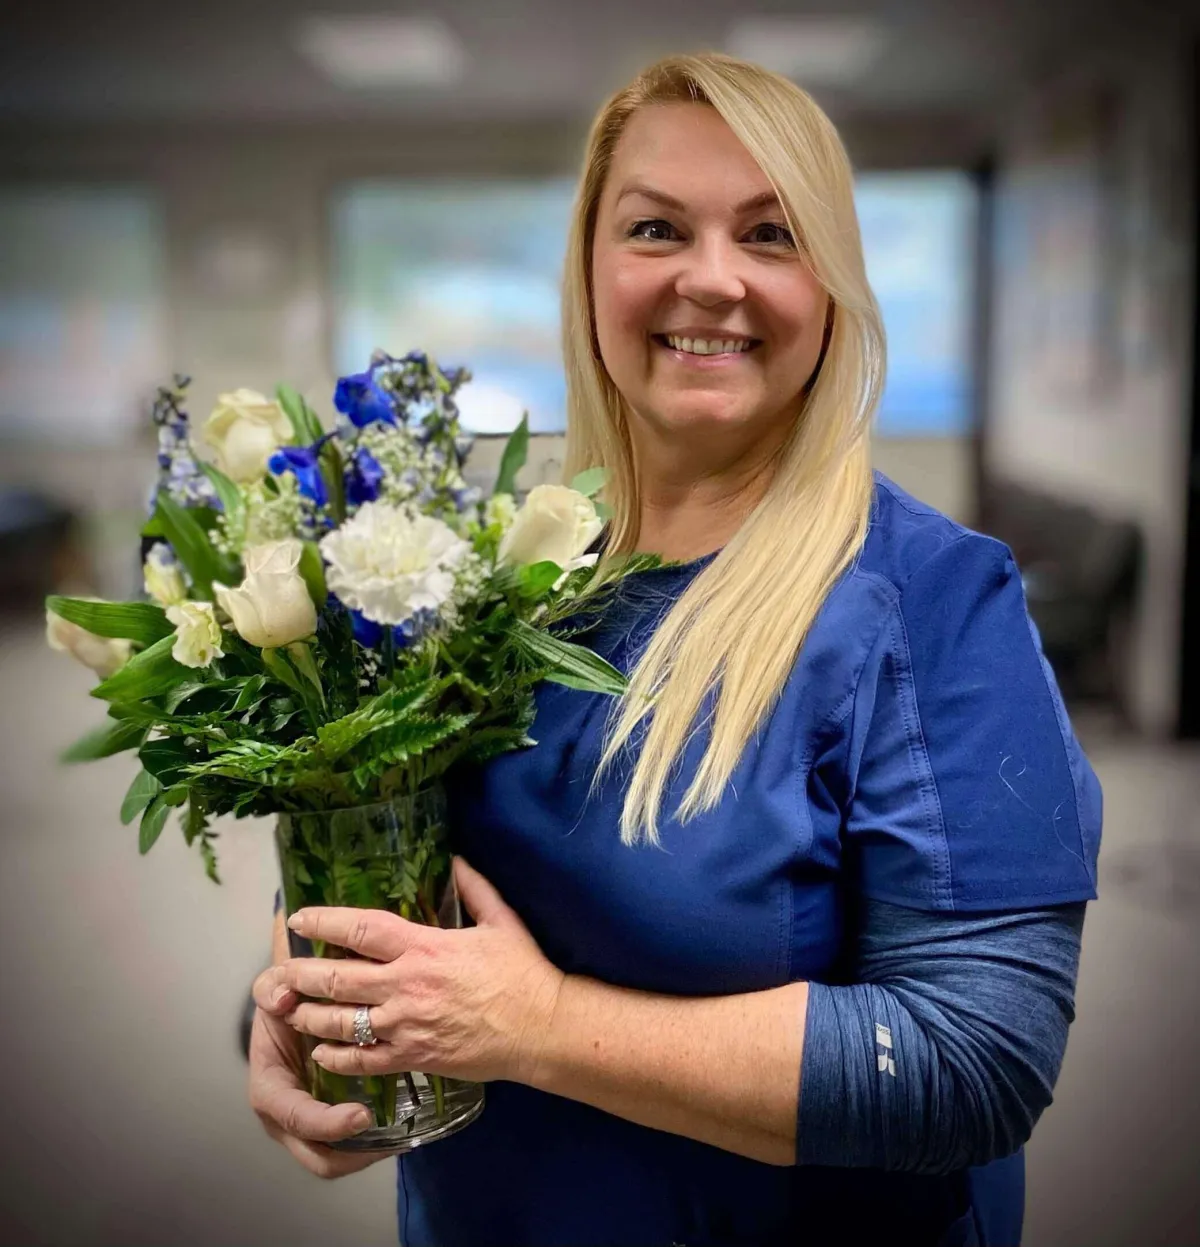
855, 171, 978, 436
0, 187, 167, 443
332, 179, 576, 434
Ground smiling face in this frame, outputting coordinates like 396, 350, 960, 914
591, 102, 830, 460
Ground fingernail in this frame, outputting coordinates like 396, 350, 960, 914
287, 912, 306, 933
311, 1045, 329, 1063
270, 985, 290, 1008
353, 1109, 373, 1132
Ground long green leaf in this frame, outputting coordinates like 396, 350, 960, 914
120, 769, 162, 825
517, 561, 563, 599
511, 619, 628, 696
276, 384, 324, 445
60, 717, 147, 763
153, 492, 230, 596
92, 634, 192, 702
199, 461, 244, 529
139, 794, 171, 855
493, 413, 529, 497
46, 596, 173, 647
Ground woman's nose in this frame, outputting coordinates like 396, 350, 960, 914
673, 238, 746, 306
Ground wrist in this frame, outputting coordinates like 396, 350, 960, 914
519, 966, 579, 1092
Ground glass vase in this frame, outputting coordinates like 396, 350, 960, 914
274, 785, 485, 1153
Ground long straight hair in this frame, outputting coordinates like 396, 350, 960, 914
561, 53, 885, 845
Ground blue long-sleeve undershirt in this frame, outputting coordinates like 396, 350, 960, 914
797, 900, 1086, 1175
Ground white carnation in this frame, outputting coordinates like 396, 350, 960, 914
320, 501, 471, 626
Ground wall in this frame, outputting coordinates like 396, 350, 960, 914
986, 43, 1194, 735
0, 115, 979, 595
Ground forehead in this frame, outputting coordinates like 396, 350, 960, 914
602, 102, 776, 209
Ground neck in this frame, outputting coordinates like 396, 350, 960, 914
628, 421, 785, 563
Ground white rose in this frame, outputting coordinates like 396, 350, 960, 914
320, 501, 470, 626
214, 538, 318, 649
202, 388, 294, 484
143, 542, 187, 607
166, 600, 224, 668
498, 484, 604, 574
46, 607, 132, 679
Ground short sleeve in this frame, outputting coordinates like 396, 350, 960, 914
840, 533, 1102, 911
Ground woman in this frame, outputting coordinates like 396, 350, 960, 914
249, 53, 1101, 1246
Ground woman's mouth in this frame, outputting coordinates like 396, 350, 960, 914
653, 333, 761, 358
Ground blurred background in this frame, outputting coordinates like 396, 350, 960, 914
1, 0, 1198, 1242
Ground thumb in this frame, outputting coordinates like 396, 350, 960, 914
453, 856, 523, 930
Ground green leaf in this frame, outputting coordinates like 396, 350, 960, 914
517, 561, 564, 598
493, 413, 529, 498
92, 634, 192, 703
46, 596, 174, 647
316, 676, 448, 761
138, 736, 192, 786
233, 674, 267, 711
568, 467, 607, 498
183, 795, 207, 846
141, 510, 166, 539
261, 647, 306, 695
299, 541, 327, 608
120, 769, 162, 825
199, 461, 245, 528
511, 619, 628, 696
276, 384, 325, 445
593, 500, 613, 523
152, 492, 232, 596
287, 642, 325, 705
60, 716, 147, 763
139, 794, 171, 854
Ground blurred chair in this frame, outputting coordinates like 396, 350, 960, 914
0, 486, 89, 610
977, 478, 1143, 725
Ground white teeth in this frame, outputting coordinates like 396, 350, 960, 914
665, 335, 752, 355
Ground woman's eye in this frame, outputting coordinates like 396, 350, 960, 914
748, 222, 795, 247
629, 219, 678, 242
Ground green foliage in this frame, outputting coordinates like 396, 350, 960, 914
199, 461, 245, 532
120, 769, 162, 825
568, 467, 607, 498
510, 619, 628, 695
151, 492, 236, 596
61, 716, 147, 763
46, 597, 174, 647
276, 384, 325, 445
493, 413, 529, 497
139, 794, 171, 854
91, 635, 194, 703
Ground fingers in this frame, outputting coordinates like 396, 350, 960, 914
453, 856, 522, 930
287, 906, 415, 961
276, 1131, 391, 1179
278, 956, 390, 1005
252, 1062, 375, 1144
310, 1040, 403, 1077
287, 1001, 379, 1044
252, 965, 298, 1016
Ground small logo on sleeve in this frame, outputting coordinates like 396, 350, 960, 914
875, 1022, 896, 1077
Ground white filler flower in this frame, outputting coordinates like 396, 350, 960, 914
320, 501, 470, 626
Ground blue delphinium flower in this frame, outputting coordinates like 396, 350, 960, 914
349, 606, 439, 652
344, 446, 385, 507
334, 372, 397, 428
268, 435, 333, 508
151, 376, 218, 510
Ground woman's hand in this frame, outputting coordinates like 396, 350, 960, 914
270, 857, 564, 1086
248, 918, 391, 1179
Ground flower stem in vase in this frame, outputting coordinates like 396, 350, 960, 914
364, 1074, 397, 1128
432, 1073, 446, 1120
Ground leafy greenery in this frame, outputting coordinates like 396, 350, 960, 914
493, 414, 529, 497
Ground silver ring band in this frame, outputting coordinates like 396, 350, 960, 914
353, 1005, 377, 1047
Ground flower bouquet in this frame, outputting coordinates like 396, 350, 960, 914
46, 349, 653, 1152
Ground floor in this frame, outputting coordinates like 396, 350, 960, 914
1, 617, 1197, 1246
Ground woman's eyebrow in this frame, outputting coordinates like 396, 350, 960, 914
615, 182, 783, 216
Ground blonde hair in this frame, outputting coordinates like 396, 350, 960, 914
561, 52, 885, 845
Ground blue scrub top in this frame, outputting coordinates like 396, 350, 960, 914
398, 473, 1101, 1246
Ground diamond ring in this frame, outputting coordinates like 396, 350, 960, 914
352, 1005, 378, 1047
